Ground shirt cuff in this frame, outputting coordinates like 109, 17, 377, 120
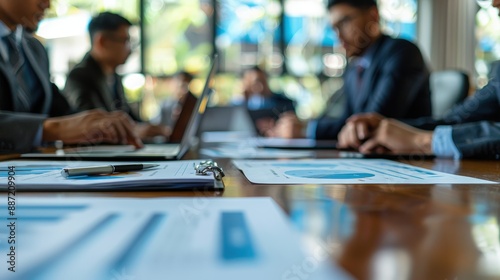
306, 120, 318, 139
431, 125, 462, 159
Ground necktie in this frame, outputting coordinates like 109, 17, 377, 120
4, 33, 32, 112
356, 63, 365, 90
113, 77, 124, 110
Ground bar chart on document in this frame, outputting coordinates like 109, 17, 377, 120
0, 197, 350, 280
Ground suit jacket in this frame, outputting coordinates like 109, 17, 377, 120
0, 30, 72, 154
403, 74, 500, 129
63, 53, 141, 122
449, 121, 500, 159
315, 35, 431, 139
399, 71, 500, 158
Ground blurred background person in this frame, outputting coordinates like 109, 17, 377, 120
234, 66, 295, 113
63, 12, 168, 141
233, 66, 296, 135
152, 71, 197, 128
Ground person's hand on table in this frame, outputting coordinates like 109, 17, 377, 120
337, 112, 385, 150
43, 109, 143, 148
357, 118, 433, 155
266, 112, 305, 138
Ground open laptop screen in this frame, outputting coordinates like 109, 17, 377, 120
177, 54, 218, 158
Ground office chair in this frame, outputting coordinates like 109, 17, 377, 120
488, 60, 500, 80
323, 88, 346, 119
430, 70, 469, 118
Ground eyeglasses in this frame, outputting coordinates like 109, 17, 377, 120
105, 35, 140, 50
332, 12, 364, 33
107, 35, 130, 44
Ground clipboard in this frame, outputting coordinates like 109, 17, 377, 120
0, 160, 225, 191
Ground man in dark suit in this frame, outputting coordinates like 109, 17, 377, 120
237, 66, 295, 113
64, 12, 168, 139
336, 2, 500, 159
235, 66, 296, 135
268, 0, 431, 140
0, 0, 142, 153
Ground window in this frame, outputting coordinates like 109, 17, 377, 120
476, 1, 500, 88
378, 0, 417, 42
40, 0, 140, 88
144, 0, 213, 76
39, 0, 418, 120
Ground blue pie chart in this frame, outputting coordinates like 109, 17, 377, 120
284, 169, 375, 179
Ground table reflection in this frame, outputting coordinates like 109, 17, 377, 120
287, 185, 500, 280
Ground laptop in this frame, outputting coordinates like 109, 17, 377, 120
338, 151, 436, 160
198, 105, 337, 149
253, 137, 338, 150
22, 55, 218, 161
245, 109, 337, 149
198, 105, 257, 135
167, 91, 198, 143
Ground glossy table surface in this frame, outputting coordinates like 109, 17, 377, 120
7, 149, 500, 280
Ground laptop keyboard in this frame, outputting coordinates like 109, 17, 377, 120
139, 144, 180, 154
63, 144, 180, 155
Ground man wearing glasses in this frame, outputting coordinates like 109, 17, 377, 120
336, 0, 500, 159
268, 0, 431, 140
64, 12, 168, 140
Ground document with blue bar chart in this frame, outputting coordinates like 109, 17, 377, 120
0, 197, 350, 280
232, 159, 496, 184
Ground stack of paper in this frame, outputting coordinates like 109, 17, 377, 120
0, 160, 222, 191
0, 197, 351, 280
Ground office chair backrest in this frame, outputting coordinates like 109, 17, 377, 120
430, 70, 469, 118
323, 88, 346, 119
488, 60, 500, 80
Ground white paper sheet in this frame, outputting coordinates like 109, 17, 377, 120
200, 145, 313, 159
0, 160, 220, 190
0, 197, 351, 280
232, 159, 497, 184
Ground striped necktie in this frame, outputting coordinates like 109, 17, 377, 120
4, 33, 32, 112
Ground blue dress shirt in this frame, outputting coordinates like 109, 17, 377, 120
432, 125, 462, 159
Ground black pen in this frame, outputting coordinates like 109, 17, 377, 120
61, 164, 159, 178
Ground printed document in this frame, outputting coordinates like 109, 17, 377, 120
232, 159, 496, 184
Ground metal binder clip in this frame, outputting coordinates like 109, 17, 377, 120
194, 160, 225, 181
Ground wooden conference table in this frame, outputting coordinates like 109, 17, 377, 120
6, 148, 500, 280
